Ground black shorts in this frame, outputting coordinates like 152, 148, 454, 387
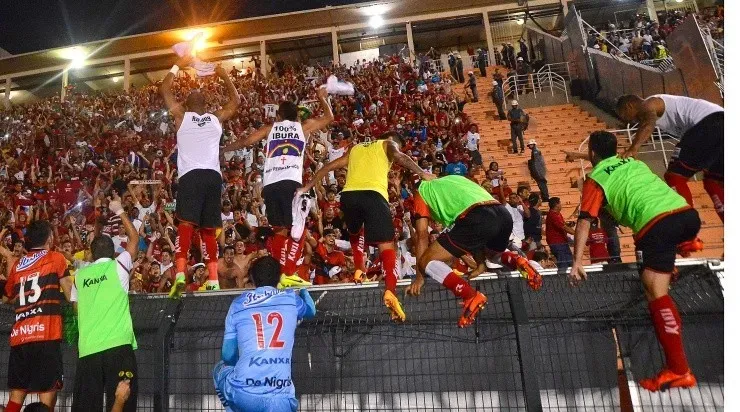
262, 180, 301, 228
340, 191, 395, 244
176, 169, 223, 229
438, 204, 513, 258
72, 344, 138, 412
635, 208, 701, 274
669, 111, 723, 179
8, 340, 64, 393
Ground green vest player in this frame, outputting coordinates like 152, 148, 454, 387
70, 195, 139, 412
570, 131, 701, 392
407, 175, 543, 328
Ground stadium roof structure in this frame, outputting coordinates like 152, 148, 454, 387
0, 0, 562, 80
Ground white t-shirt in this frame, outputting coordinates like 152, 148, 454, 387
650, 94, 724, 138
136, 202, 156, 220
264, 104, 278, 118
176, 112, 222, 178
466, 132, 480, 151
70, 251, 133, 301
504, 204, 525, 240
221, 211, 234, 222
263, 120, 306, 186
246, 213, 258, 227
112, 235, 128, 255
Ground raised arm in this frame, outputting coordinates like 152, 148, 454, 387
214, 66, 240, 123
109, 195, 139, 259
385, 140, 433, 179
221, 124, 271, 153
160, 56, 192, 127
298, 153, 349, 195
301, 88, 334, 136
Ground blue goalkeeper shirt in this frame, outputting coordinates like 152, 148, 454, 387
224, 286, 308, 398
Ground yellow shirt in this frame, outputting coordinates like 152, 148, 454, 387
343, 140, 392, 201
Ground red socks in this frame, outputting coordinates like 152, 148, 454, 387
268, 233, 287, 264
703, 178, 724, 222
380, 249, 397, 292
350, 231, 366, 272
283, 234, 305, 276
5, 401, 21, 412
664, 172, 693, 207
200, 228, 219, 282
649, 295, 689, 374
442, 272, 477, 300
500, 251, 520, 268
267, 232, 303, 275
175, 223, 194, 271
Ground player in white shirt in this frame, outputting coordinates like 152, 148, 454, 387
616, 94, 724, 223
222, 87, 333, 287
160, 55, 240, 297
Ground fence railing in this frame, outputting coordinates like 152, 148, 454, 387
700, 21, 724, 97
0, 261, 723, 411
577, 125, 679, 180
537, 62, 570, 81
502, 66, 569, 109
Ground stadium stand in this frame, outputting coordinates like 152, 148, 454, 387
0, 0, 724, 410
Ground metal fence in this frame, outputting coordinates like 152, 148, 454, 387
0, 261, 724, 411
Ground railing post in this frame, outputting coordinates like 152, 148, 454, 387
550, 72, 554, 97
507, 279, 543, 412
531, 74, 536, 99
657, 128, 669, 169
154, 299, 183, 412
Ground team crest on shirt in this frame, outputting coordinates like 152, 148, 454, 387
266, 139, 304, 159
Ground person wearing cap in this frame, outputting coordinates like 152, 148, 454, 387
526, 139, 549, 201
476, 48, 487, 77
507, 100, 529, 154
515, 56, 532, 93
464, 71, 478, 102
492, 72, 506, 120
518, 38, 529, 63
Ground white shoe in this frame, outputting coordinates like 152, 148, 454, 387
290, 193, 312, 242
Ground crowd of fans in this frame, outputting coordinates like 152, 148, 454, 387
0, 44, 621, 293
589, 6, 724, 62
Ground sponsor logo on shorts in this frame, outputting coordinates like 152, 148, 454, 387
245, 377, 293, 389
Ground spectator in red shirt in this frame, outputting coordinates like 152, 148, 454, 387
587, 218, 610, 264
545, 197, 575, 271
186, 263, 208, 292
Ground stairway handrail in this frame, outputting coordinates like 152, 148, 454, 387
576, 125, 680, 179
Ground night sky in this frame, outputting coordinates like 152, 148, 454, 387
0, 0, 364, 55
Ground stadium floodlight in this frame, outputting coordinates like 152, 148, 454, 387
369, 15, 384, 29
3, 133, 8, 139
181, 29, 210, 52
516, 18, 525, 25
112, 76, 120, 83
58, 47, 88, 68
